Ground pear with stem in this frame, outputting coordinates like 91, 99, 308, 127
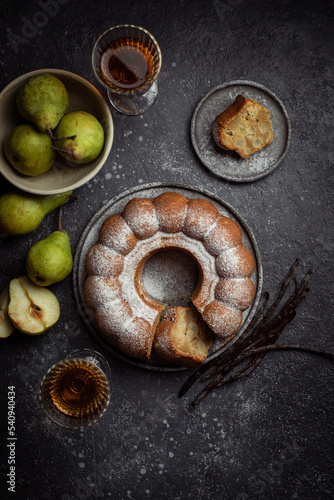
0, 189, 72, 235
26, 208, 73, 286
16, 73, 74, 140
53, 111, 104, 164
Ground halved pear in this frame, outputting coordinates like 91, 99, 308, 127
0, 285, 15, 338
8, 275, 60, 335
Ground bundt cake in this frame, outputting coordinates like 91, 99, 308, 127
84, 192, 256, 366
212, 94, 273, 159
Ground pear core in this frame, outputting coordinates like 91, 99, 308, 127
8, 275, 60, 335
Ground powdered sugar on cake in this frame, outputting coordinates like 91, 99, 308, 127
83, 192, 256, 362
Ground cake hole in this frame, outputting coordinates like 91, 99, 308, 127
142, 250, 199, 306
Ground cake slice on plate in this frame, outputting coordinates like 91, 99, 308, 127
212, 94, 273, 159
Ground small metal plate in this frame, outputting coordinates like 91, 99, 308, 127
191, 80, 291, 182
73, 182, 263, 371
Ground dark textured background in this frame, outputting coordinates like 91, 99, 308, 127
0, 0, 333, 499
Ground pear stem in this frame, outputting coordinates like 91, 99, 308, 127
52, 135, 77, 141
51, 145, 76, 160
47, 129, 77, 141
58, 207, 66, 233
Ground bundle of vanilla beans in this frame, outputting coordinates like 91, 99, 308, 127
179, 259, 334, 406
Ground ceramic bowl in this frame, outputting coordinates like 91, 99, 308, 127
0, 69, 113, 195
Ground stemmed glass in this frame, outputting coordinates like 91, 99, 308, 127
39, 349, 111, 429
92, 24, 162, 115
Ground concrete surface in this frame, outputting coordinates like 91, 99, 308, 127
0, 0, 333, 499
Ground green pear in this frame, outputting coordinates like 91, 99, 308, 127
0, 286, 15, 338
53, 111, 105, 164
26, 209, 73, 286
8, 275, 60, 335
0, 189, 72, 235
4, 124, 55, 176
16, 73, 69, 137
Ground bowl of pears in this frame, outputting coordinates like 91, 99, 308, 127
0, 69, 114, 195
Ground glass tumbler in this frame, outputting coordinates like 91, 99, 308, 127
39, 349, 111, 429
92, 24, 162, 115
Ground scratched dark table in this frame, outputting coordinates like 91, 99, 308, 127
0, 0, 333, 499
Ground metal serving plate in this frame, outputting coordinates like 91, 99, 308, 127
191, 80, 291, 182
73, 182, 263, 371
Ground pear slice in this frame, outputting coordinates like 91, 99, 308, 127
8, 275, 60, 335
0, 285, 15, 338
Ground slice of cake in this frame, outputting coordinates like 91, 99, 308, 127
153, 306, 213, 368
212, 94, 273, 159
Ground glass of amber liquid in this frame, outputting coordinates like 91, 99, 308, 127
39, 349, 111, 429
92, 24, 162, 115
